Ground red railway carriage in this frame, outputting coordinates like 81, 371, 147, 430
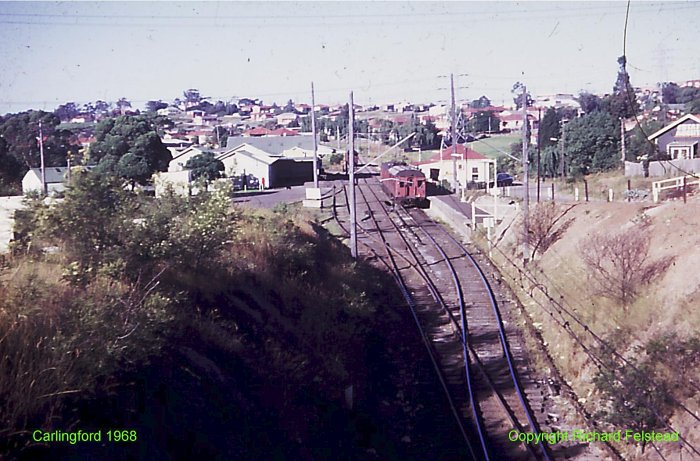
380, 162, 428, 207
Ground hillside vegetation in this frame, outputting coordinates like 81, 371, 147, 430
476, 197, 700, 460
1, 173, 463, 460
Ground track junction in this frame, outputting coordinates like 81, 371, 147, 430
327, 174, 604, 461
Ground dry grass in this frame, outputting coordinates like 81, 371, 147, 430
473, 197, 700, 460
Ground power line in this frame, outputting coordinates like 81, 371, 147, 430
1, 4, 698, 28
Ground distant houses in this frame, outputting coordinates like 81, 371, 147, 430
625, 113, 700, 177
413, 145, 496, 189
157, 134, 334, 196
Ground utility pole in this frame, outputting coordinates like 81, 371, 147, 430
537, 107, 541, 203
311, 81, 319, 188
620, 117, 626, 164
348, 91, 358, 259
367, 125, 371, 156
450, 73, 458, 193
39, 121, 47, 195
521, 84, 530, 264
560, 120, 567, 178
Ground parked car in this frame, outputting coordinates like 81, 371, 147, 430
496, 172, 514, 187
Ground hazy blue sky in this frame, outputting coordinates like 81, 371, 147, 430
0, 1, 698, 114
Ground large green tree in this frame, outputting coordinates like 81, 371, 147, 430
89, 115, 172, 177
577, 91, 603, 114
185, 152, 224, 182
563, 111, 620, 176
627, 120, 665, 161
538, 108, 561, 151
0, 110, 72, 184
467, 110, 498, 133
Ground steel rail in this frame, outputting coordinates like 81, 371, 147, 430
429, 215, 553, 461
334, 179, 479, 460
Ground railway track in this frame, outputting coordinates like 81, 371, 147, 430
330, 176, 577, 460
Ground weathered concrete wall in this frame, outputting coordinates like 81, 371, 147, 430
626, 159, 700, 177
423, 197, 472, 242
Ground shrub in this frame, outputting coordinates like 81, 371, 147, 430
579, 224, 674, 308
527, 202, 576, 259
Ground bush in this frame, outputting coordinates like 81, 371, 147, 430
579, 224, 674, 308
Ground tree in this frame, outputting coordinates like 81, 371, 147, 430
115, 97, 132, 115
577, 91, 603, 114
467, 111, 498, 133
540, 145, 560, 178
89, 115, 171, 177
469, 95, 491, 109
41, 171, 135, 269
627, 120, 664, 161
185, 152, 224, 182
527, 203, 575, 259
512, 82, 533, 109
115, 152, 151, 189
0, 110, 72, 180
593, 352, 674, 453
145, 100, 168, 112
54, 102, 80, 121
538, 108, 561, 151
183, 88, 202, 107
661, 82, 680, 104
0, 137, 23, 188
562, 111, 620, 176
579, 224, 674, 308
94, 100, 111, 115
607, 56, 639, 119
283, 99, 295, 113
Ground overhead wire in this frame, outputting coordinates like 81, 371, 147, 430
620, 0, 700, 181
468, 223, 700, 458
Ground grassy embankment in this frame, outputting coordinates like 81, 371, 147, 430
470, 197, 700, 460
0, 174, 464, 460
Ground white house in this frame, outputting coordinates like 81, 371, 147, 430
276, 112, 299, 127
226, 134, 316, 153
22, 167, 70, 195
167, 146, 218, 172
217, 144, 314, 189
22, 166, 96, 195
413, 145, 496, 190
153, 170, 192, 197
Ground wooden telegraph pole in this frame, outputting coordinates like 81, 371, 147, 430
450, 73, 458, 192
348, 92, 358, 259
521, 85, 530, 264
39, 121, 47, 195
311, 82, 319, 188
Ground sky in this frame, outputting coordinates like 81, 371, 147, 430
0, 1, 698, 114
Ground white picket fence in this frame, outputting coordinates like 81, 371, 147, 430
651, 175, 700, 202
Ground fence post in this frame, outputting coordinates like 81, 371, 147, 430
574, 187, 579, 201
584, 179, 589, 202
471, 201, 476, 230
683, 176, 687, 204
627, 179, 631, 202
608, 188, 614, 202
551, 183, 555, 202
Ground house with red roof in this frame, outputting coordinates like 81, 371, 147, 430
244, 127, 273, 137
412, 144, 496, 190
268, 128, 299, 136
